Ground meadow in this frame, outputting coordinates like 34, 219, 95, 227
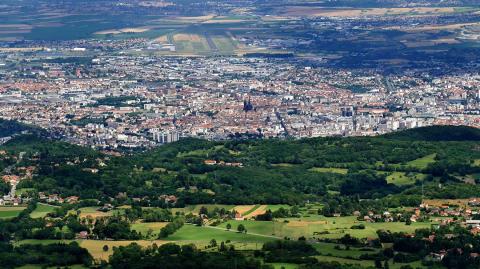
218, 216, 435, 240
30, 203, 57, 218
0, 206, 26, 219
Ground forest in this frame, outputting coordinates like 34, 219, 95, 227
1, 122, 478, 207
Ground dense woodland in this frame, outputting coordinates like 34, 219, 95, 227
1, 122, 477, 207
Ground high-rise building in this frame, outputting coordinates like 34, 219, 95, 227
152, 131, 180, 144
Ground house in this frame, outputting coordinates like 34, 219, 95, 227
466, 220, 480, 227
47, 194, 61, 203
429, 252, 446, 261
204, 160, 216, 165
471, 227, 480, 235
66, 196, 79, 204
159, 194, 177, 205
234, 212, 244, 221
77, 231, 89, 239
98, 203, 114, 212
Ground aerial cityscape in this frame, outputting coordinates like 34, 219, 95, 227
0, 0, 480, 269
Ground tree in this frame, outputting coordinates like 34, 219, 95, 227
237, 224, 245, 233
406, 218, 412, 225
226, 223, 231, 230
103, 245, 109, 252
384, 260, 390, 269
375, 258, 382, 268
199, 206, 208, 216
219, 241, 227, 252
209, 239, 217, 248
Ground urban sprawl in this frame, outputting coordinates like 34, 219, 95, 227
0, 41, 479, 150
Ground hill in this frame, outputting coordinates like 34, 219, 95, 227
383, 125, 480, 141
3, 125, 479, 206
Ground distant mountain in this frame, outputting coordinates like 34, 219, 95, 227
383, 125, 480, 141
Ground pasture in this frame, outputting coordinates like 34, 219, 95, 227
0, 206, 26, 219
131, 222, 169, 238
310, 167, 349, 174
386, 172, 426, 186
218, 216, 435, 240
77, 206, 125, 218
167, 224, 276, 245
17, 239, 170, 261
406, 153, 436, 169
30, 203, 57, 218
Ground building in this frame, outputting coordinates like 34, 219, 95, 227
152, 131, 180, 144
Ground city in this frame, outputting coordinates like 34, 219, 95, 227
0, 46, 479, 150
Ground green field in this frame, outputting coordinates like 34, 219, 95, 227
267, 263, 299, 269
218, 216, 435, 240
30, 203, 57, 218
168, 224, 276, 245
131, 222, 169, 238
15, 188, 35, 196
386, 172, 427, 186
310, 167, 349, 174
0, 206, 26, 219
16, 264, 88, 269
406, 154, 436, 169
172, 204, 236, 215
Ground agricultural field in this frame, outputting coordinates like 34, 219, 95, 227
131, 222, 169, 238
278, 6, 471, 17
386, 172, 427, 186
167, 224, 275, 245
0, 206, 26, 219
310, 167, 349, 175
29, 203, 57, 218
76, 206, 125, 218
17, 239, 169, 261
406, 154, 437, 169
218, 216, 436, 240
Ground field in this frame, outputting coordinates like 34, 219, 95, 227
77, 206, 125, 218
16, 265, 87, 269
167, 224, 276, 245
30, 203, 57, 218
423, 198, 479, 208
0, 206, 26, 219
310, 167, 349, 174
14, 203, 438, 267
153, 26, 248, 56
280, 6, 462, 17
18, 239, 170, 261
406, 154, 436, 169
218, 216, 435, 240
131, 222, 169, 238
386, 172, 427, 186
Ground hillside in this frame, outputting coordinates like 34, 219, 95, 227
1, 125, 480, 269
2, 125, 478, 206
383, 125, 480, 141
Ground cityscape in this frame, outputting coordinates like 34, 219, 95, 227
1, 0, 480, 268
0, 45, 479, 150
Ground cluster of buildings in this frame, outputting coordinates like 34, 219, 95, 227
0, 40, 479, 150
